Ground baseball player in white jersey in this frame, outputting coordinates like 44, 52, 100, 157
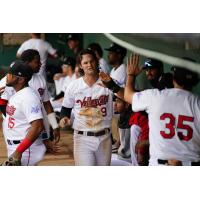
105, 43, 127, 87
16, 33, 57, 76
124, 54, 200, 166
0, 61, 45, 166
0, 49, 60, 153
59, 49, 113, 166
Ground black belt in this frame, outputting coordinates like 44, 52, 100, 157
77, 128, 110, 137
7, 139, 21, 145
158, 159, 200, 166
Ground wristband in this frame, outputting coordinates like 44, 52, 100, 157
47, 112, 59, 129
16, 138, 32, 153
103, 79, 121, 93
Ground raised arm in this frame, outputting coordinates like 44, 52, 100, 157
124, 54, 142, 104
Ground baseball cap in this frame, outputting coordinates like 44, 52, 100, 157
105, 43, 127, 57
62, 57, 76, 68
8, 60, 33, 81
67, 33, 79, 41
143, 58, 163, 70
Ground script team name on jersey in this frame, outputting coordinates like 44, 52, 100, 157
76, 95, 109, 108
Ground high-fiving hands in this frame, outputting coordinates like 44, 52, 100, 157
127, 54, 142, 76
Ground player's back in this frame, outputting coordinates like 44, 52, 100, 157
147, 88, 200, 161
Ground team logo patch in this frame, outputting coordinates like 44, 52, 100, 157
38, 88, 44, 96
31, 105, 40, 113
6, 105, 16, 116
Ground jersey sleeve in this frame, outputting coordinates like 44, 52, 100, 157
45, 42, 56, 55
22, 95, 43, 123
62, 83, 75, 108
17, 43, 26, 55
132, 89, 154, 112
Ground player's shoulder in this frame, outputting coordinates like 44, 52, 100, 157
19, 87, 39, 100
65, 77, 82, 91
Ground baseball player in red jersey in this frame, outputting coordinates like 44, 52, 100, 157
0, 61, 45, 166
129, 111, 149, 166
59, 49, 113, 166
125, 54, 200, 166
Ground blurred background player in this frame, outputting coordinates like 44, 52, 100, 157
143, 58, 173, 90
87, 42, 110, 74
16, 33, 58, 77
105, 43, 127, 153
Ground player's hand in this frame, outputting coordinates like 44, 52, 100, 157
127, 54, 142, 76
99, 71, 112, 83
0, 86, 5, 95
53, 128, 60, 143
43, 139, 61, 154
1, 151, 22, 166
59, 117, 71, 128
53, 73, 64, 80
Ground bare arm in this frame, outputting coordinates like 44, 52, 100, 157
43, 100, 54, 114
124, 54, 142, 104
12, 119, 44, 160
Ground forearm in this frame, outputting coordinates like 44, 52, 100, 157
102, 78, 125, 100
124, 75, 136, 104
60, 106, 72, 119
15, 119, 44, 156
43, 100, 54, 114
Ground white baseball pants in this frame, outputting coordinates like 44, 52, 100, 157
6, 138, 46, 166
73, 131, 112, 166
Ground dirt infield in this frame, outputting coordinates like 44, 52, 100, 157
0, 117, 119, 166
0, 126, 75, 166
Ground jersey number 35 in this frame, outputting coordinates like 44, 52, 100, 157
160, 113, 194, 141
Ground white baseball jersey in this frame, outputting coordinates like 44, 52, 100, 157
0, 77, 15, 101
17, 38, 56, 75
54, 76, 66, 95
132, 88, 200, 162
29, 73, 50, 102
4, 87, 43, 140
1, 74, 51, 138
61, 74, 76, 93
99, 58, 110, 74
62, 77, 113, 132
1, 74, 50, 104
110, 63, 127, 87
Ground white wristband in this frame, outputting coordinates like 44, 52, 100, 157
47, 112, 59, 129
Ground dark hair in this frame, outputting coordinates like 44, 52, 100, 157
63, 57, 76, 71
87, 43, 103, 57
32, 33, 41, 37
171, 57, 199, 89
20, 49, 40, 63
79, 49, 99, 64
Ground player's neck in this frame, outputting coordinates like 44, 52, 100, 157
13, 84, 27, 92
83, 74, 99, 87
112, 62, 122, 70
